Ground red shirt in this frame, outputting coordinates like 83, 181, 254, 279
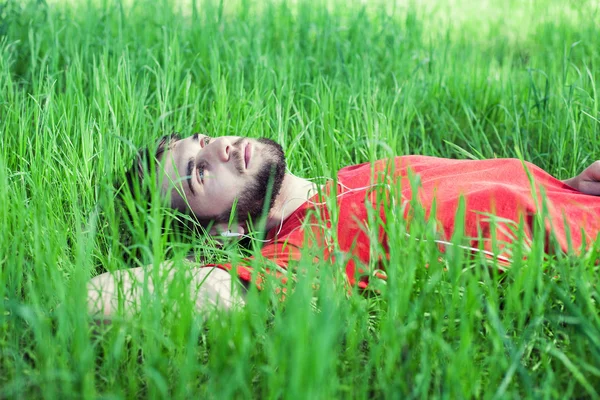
211, 156, 600, 289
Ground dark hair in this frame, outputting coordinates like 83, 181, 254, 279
110, 133, 186, 265
222, 137, 286, 224
119, 134, 286, 235
121, 133, 181, 202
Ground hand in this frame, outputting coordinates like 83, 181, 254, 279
562, 161, 600, 196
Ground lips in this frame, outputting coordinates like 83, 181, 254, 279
244, 142, 252, 169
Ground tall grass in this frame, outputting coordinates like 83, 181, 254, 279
1, 0, 600, 397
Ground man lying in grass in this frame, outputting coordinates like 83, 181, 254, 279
87, 133, 600, 317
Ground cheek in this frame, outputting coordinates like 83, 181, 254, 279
209, 181, 236, 204
221, 175, 244, 195
208, 178, 242, 207
169, 188, 189, 211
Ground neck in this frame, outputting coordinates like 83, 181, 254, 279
264, 173, 317, 232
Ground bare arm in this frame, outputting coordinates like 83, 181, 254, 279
87, 262, 245, 318
562, 161, 600, 196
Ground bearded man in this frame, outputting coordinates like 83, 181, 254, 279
87, 133, 600, 317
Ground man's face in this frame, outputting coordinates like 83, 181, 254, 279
159, 134, 286, 224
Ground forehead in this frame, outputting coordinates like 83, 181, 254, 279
154, 134, 180, 160
158, 133, 208, 159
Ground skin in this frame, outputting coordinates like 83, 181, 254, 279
87, 264, 246, 317
562, 161, 600, 196
159, 134, 317, 235
161, 134, 270, 217
88, 137, 600, 318
159, 134, 600, 232
87, 135, 315, 319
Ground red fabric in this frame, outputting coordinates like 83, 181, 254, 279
208, 156, 600, 289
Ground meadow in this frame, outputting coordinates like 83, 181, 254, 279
1, 0, 600, 397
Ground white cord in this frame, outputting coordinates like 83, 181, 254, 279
219, 179, 513, 264
407, 233, 513, 263
221, 179, 388, 242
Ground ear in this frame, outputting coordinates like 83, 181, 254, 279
231, 224, 246, 236
209, 222, 245, 238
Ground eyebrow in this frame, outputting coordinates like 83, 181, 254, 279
192, 133, 199, 142
186, 158, 196, 195
155, 134, 179, 161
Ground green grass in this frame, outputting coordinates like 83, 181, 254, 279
2, 0, 600, 397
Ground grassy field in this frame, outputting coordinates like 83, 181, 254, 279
2, 0, 600, 398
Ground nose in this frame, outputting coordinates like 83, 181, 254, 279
209, 137, 232, 162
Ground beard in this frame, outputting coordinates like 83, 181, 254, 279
213, 137, 286, 225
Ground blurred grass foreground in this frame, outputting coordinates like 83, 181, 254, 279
1, 0, 600, 398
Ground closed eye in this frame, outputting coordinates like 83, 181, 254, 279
198, 166, 205, 184
197, 160, 208, 184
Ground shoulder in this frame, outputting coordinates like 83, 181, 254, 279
337, 156, 458, 177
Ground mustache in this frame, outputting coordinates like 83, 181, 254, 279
229, 138, 245, 174
230, 150, 244, 174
